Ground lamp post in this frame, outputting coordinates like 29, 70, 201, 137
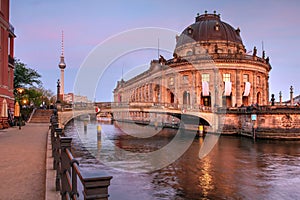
16, 88, 24, 130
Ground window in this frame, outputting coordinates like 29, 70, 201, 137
202, 73, 210, 82
223, 73, 231, 82
187, 26, 193, 35
169, 77, 174, 86
183, 75, 189, 83
8, 69, 11, 89
186, 51, 193, 56
243, 74, 249, 83
214, 22, 220, 31
257, 76, 260, 85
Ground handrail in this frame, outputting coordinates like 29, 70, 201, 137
50, 111, 112, 200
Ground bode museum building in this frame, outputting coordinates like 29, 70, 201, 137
112, 11, 300, 139
113, 11, 271, 110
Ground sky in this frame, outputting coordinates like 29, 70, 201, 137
10, 0, 300, 102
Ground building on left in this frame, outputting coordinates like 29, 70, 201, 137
0, 0, 16, 125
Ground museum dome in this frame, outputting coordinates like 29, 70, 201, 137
176, 11, 243, 48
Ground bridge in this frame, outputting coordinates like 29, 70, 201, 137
57, 108, 95, 129
57, 102, 224, 132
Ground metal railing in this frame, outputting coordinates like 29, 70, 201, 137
50, 111, 112, 200
223, 105, 300, 114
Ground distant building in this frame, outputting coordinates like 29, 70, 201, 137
73, 94, 91, 103
114, 12, 271, 108
0, 0, 16, 121
63, 93, 74, 104
63, 92, 91, 104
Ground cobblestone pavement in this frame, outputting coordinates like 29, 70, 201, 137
0, 123, 49, 200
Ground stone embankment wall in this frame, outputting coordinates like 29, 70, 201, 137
221, 106, 300, 139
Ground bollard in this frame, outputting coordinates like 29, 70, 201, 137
154, 121, 158, 130
84, 121, 88, 132
97, 125, 102, 149
198, 125, 204, 137
97, 125, 102, 134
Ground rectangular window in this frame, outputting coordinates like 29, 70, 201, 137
257, 76, 260, 85
183, 75, 189, 83
243, 74, 249, 83
202, 73, 210, 82
223, 73, 231, 82
169, 77, 174, 86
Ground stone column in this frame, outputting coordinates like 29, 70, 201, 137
152, 83, 156, 102
253, 72, 257, 105
235, 69, 241, 106
290, 86, 294, 106
139, 87, 141, 102
192, 71, 196, 107
196, 72, 200, 105
141, 86, 144, 102
135, 88, 138, 102
161, 80, 164, 104
149, 84, 152, 102
266, 75, 270, 105
175, 74, 179, 105
213, 69, 220, 108
279, 91, 282, 105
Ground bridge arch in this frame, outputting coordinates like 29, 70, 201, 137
58, 110, 95, 128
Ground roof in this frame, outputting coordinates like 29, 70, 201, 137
176, 12, 243, 48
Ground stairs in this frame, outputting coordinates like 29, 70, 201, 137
29, 109, 53, 123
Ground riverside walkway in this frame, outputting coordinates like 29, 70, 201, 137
0, 123, 59, 200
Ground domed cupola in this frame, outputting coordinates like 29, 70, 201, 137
175, 11, 245, 56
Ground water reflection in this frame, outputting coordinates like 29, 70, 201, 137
65, 120, 300, 200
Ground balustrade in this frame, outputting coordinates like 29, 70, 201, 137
50, 112, 112, 200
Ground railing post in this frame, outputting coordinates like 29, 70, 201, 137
60, 137, 72, 200
70, 159, 79, 199
53, 128, 63, 169
80, 171, 113, 200
51, 122, 59, 156
54, 128, 63, 191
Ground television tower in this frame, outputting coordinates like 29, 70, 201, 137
58, 31, 66, 101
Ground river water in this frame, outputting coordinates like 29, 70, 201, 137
65, 120, 300, 200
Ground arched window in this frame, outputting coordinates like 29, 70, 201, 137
257, 92, 261, 105
242, 96, 249, 106
183, 91, 190, 105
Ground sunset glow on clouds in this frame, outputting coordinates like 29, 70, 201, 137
10, 0, 300, 101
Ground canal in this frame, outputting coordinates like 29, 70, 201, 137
65, 119, 300, 200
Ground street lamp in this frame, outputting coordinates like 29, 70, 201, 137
16, 88, 24, 130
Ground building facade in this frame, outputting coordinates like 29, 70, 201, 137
63, 92, 91, 104
0, 0, 16, 122
114, 12, 271, 109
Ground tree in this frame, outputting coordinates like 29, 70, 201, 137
13, 59, 55, 108
27, 86, 55, 106
14, 59, 42, 88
